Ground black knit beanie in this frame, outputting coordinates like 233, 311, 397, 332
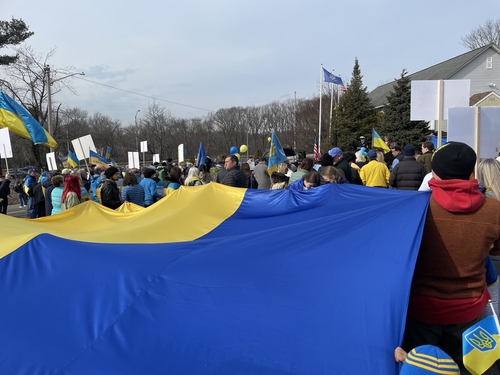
431, 142, 476, 180
104, 166, 119, 179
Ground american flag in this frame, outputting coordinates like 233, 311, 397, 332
313, 133, 320, 162
339, 83, 347, 94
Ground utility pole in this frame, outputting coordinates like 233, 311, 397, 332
135, 110, 140, 150
44, 65, 85, 152
45, 66, 52, 152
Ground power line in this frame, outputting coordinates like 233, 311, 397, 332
74, 76, 214, 113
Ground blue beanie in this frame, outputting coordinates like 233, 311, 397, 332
400, 345, 459, 374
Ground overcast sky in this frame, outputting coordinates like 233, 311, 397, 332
2, 0, 499, 125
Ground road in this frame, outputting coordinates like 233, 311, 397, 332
4, 203, 29, 219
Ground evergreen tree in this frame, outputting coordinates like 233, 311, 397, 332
379, 69, 429, 148
0, 18, 34, 65
330, 58, 377, 152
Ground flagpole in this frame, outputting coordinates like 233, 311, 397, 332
329, 70, 334, 147
318, 64, 323, 155
3, 144, 9, 173
489, 300, 500, 332
338, 76, 341, 104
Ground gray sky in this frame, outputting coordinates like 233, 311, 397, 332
2, 0, 499, 125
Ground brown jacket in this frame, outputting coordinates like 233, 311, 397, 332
412, 196, 500, 299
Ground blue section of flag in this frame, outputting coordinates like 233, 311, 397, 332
267, 130, 288, 174
196, 141, 207, 168
429, 135, 448, 149
0, 184, 430, 374
323, 68, 344, 85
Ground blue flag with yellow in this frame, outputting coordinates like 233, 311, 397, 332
0, 89, 57, 148
267, 130, 288, 174
59, 154, 70, 168
105, 146, 112, 161
67, 150, 79, 168
89, 150, 107, 168
372, 128, 390, 152
0, 184, 430, 374
463, 315, 500, 375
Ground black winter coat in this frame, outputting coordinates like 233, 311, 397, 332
389, 157, 427, 190
0, 178, 11, 198
100, 180, 122, 209
221, 166, 247, 188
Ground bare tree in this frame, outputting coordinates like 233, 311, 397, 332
461, 19, 500, 50
0, 45, 83, 167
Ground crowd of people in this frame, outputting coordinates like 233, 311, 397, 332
2, 140, 500, 372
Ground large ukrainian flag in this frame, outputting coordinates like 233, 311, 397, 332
0, 183, 430, 374
0, 89, 57, 148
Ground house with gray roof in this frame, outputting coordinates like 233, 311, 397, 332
369, 44, 500, 110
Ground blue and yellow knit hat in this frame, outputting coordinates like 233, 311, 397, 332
400, 345, 460, 374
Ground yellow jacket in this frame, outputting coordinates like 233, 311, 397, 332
359, 160, 390, 187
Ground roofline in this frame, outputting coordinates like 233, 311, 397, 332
473, 91, 500, 106
408, 44, 500, 80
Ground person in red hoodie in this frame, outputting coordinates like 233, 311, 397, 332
403, 141, 500, 371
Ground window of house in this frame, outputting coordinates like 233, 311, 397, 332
487, 57, 493, 69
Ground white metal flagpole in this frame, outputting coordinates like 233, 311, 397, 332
329, 69, 335, 145
318, 64, 323, 155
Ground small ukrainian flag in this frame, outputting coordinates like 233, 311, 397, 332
463, 315, 500, 375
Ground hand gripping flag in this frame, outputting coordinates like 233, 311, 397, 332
0, 89, 57, 148
196, 141, 207, 168
372, 128, 390, 153
267, 130, 288, 174
463, 315, 500, 375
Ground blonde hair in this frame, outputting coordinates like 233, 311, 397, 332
278, 162, 289, 175
320, 166, 342, 183
183, 167, 200, 186
477, 159, 500, 200
376, 150, 385, 163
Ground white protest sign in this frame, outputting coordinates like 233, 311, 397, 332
0, 128, 13, 158
152, 154, 160, 163
410, 80, 439, 121
140, 141, 148, 153
411, 80, 470, 121
479, 107, 500, 159
448, 107, 500, 159
178, 144, 184, 163
128, 152, 140, 169
46, 152, 57, 171
72, 134, 96, 160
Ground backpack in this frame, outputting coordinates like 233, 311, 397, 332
95, 182, 104, 204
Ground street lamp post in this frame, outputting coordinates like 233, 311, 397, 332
45, 65, 85, 152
